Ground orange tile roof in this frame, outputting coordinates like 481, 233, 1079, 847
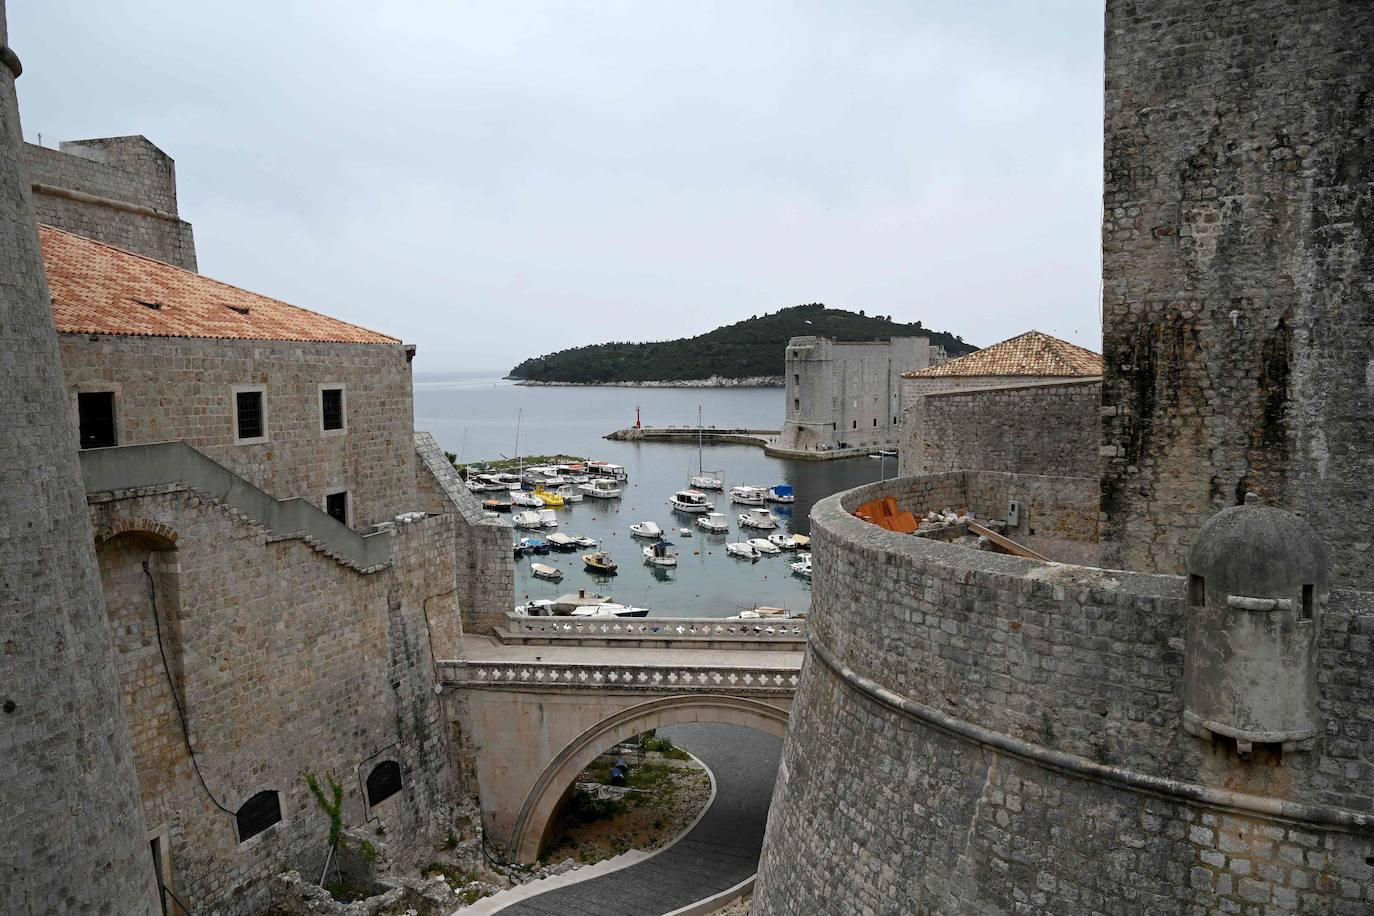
904, 330, 1102, 379
40, 225, 399, 345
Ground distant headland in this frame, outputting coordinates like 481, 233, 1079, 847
506, 303, 975, 386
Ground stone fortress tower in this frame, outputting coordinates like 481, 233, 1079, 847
752, 1, 1374, 913
0, 1, 162, 911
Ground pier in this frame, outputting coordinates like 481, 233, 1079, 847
604, 425, 890, 461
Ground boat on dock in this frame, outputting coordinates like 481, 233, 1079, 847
668, 489, 712, 514
738, 507, 779, 530
643, 540, 679, 568
629, 521, 663, 539
696, 512, 729, 534
766, 484, 795, 504
578, 478, 623, 499
531, 562, 563, 581
730, 485, 767, 506
582, 551, 618, 573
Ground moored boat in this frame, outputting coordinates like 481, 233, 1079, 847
534, 486, 564, 508
531, 562, 563, 581
730, 485, 767, 506
791, 534, 811, 548
514, 536, 549, 556
726, 541, 761, 560
586, 461, 628, 481
746, 537, 781, 555
578, 478, 623, 499
555, 484, 584, 503
544, 532, 578, 550
668, 489, 712, 514
512, 510, 544, 530
696, 511, 729, 534
629, 521, 663, 539
569, 602, 649, 618
790, 552, 812, 579
538, 508, 559, 528
767, 532, 798, 550
511, 490, 543, 508
571, 534, 598, 548
738, 507, 779, 530
483, 495, 512, 512
582, 551, 618, 573
642, 540, 679, 567
766, 484, 795, 504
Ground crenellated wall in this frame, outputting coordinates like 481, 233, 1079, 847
753, 474, 1374, 914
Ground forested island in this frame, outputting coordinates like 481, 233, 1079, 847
507, 303, 975, 385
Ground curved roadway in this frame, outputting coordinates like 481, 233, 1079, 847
497, 722, 783, 916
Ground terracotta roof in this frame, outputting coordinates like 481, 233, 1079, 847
40, 225, 399, 344
903, 330, 1101, 379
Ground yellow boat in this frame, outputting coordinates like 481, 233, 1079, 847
534, 486, 564, 508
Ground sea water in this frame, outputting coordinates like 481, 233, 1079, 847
414, 372, 896, 618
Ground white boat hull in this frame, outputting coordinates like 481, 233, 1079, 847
669, 499, 710, 513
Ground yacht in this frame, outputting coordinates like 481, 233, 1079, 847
629, 521, 663, 539
738, 507, 779, 530
726, 541, 762, 561
668, 489, 712, 514
643, 541, 679, 568
578, 478, 623, 499
730, 485, 767, 506
766, 485, 795, 504
689, 406, 724, 490
696, 512, 729, 534
512, 510, 544, 530
746, 537, 781, 555
511, 490, 543, 508
767, 533, 799, 550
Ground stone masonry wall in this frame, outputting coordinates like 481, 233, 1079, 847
88, 486, 463, 915
752, 476, 1374, 914
902, 377, 1101, 478
0, 7, 163, 909
60, 336, 419, 529
1099, 0, 1374, 588
23, 137, 197, 270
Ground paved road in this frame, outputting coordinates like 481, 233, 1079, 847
498, 722, 783, 916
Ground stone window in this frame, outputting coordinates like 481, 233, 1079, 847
852, 420, 857, 429
77, 391, 117, 449
873, 418, 878, 427
793, 374, 800, 386
235, 790, 281, 842
1188, 574, 1205, 607
366, 760, 403, 807
1301, 584, 1314, 620
892, 416, 898, 425
793, 398, 800, 412
320, 384, 346, 434
326, 490, 349, 526
233, 386, 267, 443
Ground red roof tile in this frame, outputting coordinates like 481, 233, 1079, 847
904, 330, 1101, 379
40, 225, 398, 345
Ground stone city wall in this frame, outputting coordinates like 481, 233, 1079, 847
23, 137, 197, 270
901, 377, 1100, 478
752, 475, 1374, 915
87, 485, 463, 914
60, 336, 418, 529
1099, 0, 1374, 588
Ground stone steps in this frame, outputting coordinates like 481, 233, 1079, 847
453, 850, 651, 915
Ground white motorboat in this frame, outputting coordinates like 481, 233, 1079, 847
730, 485, 767, 506
790, 552, 812, 579
531, 562, 563, 581
571, 534, 599, 548
696, 512, 729, 534
729, 606, 791, 619
738, 507, 779, 530
511, 490, 543, 507
489, 473, 523, 491
726, 541, 761, 560
555, 485, 584, 503
544, 532, 577, 550
878, 448, 898, 457
578, 478, 623, 499
538, 508, 559, 528
569, 603, 649, 618
586, 461, 629, 481
767, 533, 799, 550
668, 489, 712, 514
746, 537, 781, 555
512, 510, 544, 530
678, 527, 693, 537
629, 521, 663, 539
643, 541, 679, 567
766, 485, 795, 504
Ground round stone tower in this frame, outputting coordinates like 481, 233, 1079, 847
1182, 494, 1326, 754
0, 2, 161, 911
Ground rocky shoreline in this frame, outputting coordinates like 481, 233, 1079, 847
510, 375, 783, 389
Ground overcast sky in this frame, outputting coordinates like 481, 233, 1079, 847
13, 1, 1103, 373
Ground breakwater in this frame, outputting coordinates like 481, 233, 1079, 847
604, 426, 778, 447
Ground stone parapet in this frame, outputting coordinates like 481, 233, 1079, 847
498, 614, 806, 649
441, 659, 799, 697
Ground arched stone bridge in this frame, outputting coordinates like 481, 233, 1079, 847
438, 615, 804, 863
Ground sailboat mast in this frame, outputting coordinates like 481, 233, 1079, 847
514, 408, 523, 475
697, 405, 704, 475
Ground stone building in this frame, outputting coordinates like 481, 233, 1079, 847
775, 335, 944, 453
898, 329, 1102, 478
752, 2, 1374, 914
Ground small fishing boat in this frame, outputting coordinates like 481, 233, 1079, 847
511, 490, 543, 508
538, 508, 559, 528
746, 537, 781, 555
766, 484, 795, 504
878, 448, 898, 457
555, 484, 584, 503
668, 489, 712, 514
571, 534, 599, 548
531, 562, 563, 581
544, 532, 578, 551
643, 540, 679, 567
534, 486, 564, 508
678, 527, 693, 537
512, 510, 544, 530
629, 521, 663, 539
483, 495, 512, 512
767, 533, 799, 550
730, 485, 767, 506
578, 478, 623, 499
726, 541, 761, 560
738, 507, 779, 530
790, 553, 812, 579
582, 551, 618, 573
696, 511, 729, 534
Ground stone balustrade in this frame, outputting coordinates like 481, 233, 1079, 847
440, 659, 799, 695
502, 613, 806, 643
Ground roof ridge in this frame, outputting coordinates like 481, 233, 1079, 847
902, 328, 1102, 379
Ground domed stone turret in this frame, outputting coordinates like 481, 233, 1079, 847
1182, 494, 1326, 754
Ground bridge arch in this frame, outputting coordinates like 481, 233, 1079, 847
506, 693, 789, 863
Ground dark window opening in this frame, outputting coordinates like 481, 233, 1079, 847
1188, 574, 1205, 607
236, 790, 281, 842
150, 836, 167, 916
236, 390, 264, 440
78, 391, 117, 449
852, 420, 857, 429
793, 374, 800, 386
793, 398, 800, 412
893, 416, 898, 425
366, 760, 403, 806
873, 418, 878, 427
1301, 584, 1314, 620
326, 491, 348, 525
321, 387, 344, 431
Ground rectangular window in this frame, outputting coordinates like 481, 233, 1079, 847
321, 386, 345, 432
873, 418, 878, 427
326, 490, 348, 525
1188, 574, 1205, 607
1300, 584, 1314, 620
77, 391, 117, 449
852, 420, 857, 429
793, 398, 800, 412
793, 374, 800, 386
892, 416, 898, 425
234, 389, 265, 442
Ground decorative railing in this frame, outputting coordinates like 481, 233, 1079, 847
441, 660, 800, 694
503, 614, 807, 641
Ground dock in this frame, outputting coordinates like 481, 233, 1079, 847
603, 426, 888, 461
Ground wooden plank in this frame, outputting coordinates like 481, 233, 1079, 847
966, 520, 1051, 562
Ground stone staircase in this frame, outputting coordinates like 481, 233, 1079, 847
454, 850, 651, 915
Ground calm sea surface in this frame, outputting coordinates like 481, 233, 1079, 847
414, 372, 896, 617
